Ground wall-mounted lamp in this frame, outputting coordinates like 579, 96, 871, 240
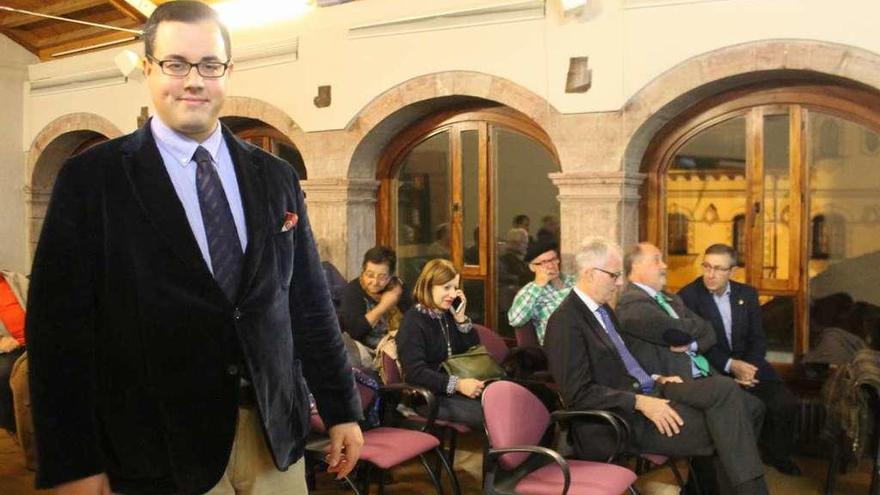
114, 49, 142, 80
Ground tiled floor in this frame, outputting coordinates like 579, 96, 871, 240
1, 430, 873, 494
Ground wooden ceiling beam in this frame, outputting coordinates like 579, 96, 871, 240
0, 0, 108, 29
36, 18, 138, 49
109, 0, 154, 22
0, 28, 40, 54
37, 30, 138, 59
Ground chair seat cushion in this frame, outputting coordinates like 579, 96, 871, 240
514, 459, 636, 495
360, 427, 441, 469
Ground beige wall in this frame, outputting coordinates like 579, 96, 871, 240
0, 34, 38, 274
7, 0, 880, 274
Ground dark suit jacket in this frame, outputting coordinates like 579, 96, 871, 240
678, 278, 778, 382
25, 122, 361, 494
543, 292, 642, 459
616, 283, 717, 379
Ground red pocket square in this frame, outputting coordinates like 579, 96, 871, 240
281, 212, 298, 232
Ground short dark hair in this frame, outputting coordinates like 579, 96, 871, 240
704, 243, 737, 266
513, 214, 530, 227
362, 246, 397, 273
623, 244, 645, 276
142, 1, 232, 59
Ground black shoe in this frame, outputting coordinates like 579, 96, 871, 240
769, 458, 802, 476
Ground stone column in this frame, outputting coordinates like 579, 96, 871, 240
300, 178, 379, 278
549, 171, 646, 271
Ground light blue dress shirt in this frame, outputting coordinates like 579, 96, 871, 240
711, 283, 734, 373
151, 117, 248, 275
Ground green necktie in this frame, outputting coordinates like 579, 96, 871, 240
655, 292, 710, 377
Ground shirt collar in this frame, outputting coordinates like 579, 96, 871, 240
632, 281, 659, 299
711, 283, 731, 298
572, 286, 602, 313
151, 116, 224, 167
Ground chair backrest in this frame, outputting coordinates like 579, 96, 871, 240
474, 324, 510, 364
381, 350, 403, 384
514, 322, 540, 348
482, 380, 550, 470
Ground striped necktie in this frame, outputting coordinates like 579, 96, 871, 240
193, 146, 243, 302
655, 292, 710, 377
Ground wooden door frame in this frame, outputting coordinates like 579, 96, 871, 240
641, 83, 880, 365
376, 105, 558, 329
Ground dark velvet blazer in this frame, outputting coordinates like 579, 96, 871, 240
616, 283, 717, 379
678, 277, 778, 382
25, 122, 361, 495
543, 292, 642, 460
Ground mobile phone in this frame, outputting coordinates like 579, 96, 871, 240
451, 296, 464, 313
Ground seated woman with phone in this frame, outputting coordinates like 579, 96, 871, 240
339, 246, 414, 352
396, 259, 484, 428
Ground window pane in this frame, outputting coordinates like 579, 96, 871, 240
761, 294, 795, 363
396, 132, 450, 286
462, 130, 480, 265
761, 113, 791, 281
493, 127, 559, 336
665, 117, 747, 289
808, 112, 880, 352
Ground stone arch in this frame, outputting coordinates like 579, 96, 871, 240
347, 71, 560, 180
26, 113, 123, 260
220, 96, 306, 144
623, 39, 880, 173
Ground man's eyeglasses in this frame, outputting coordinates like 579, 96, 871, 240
592, 267, 622, 280
530, 256, 560, 267
147, 55, 230, 78
362, 272, 391, 283
701, 263, 732, 274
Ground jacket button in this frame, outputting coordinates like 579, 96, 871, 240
232, 307, 242, 320
227, 365, 239, 376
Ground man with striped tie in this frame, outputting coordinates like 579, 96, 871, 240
26, 3, 362, 494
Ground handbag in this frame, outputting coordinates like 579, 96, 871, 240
442, 345, 506, 380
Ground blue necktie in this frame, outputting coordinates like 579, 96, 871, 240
596, 307, 654, 393
193, 146, 243, 302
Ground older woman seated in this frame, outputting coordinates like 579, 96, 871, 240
396, 259, 484, 428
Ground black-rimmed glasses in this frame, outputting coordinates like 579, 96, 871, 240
592, 267, 622, 280
147, 55, 230, 78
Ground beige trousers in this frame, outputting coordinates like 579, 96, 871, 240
204, 406, 308, 495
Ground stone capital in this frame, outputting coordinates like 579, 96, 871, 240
549, 171, 646, 201
300, 178, 379, 205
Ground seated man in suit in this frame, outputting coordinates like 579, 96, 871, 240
679, 244, 801, 476
544, 236, 768, 495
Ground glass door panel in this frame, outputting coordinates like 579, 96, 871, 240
664, 116, 747, 290
493, 127, 560, 336
461, 129, 482, 268
760, 113, 792, 282
807, 111, 880, 351
395, 131, 451, 287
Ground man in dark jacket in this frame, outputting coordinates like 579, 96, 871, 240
679, 244, 801, 476
25, 3, 362, 494
544, 236, 768, 495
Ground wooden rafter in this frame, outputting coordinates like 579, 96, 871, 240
37, 29, 137, 58
0, 0, 107, 28
108, 0, 152, 22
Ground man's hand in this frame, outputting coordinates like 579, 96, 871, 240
56, 473, 112, 495
326, 422, 364, 480
729, 359, 758, 387
655, 375, 683, 385
668, 345, 689, 353
455, 378, 485, 398
635, 395, 684, 437
378, 283, 403, 308
0, 336, 20, 353
534, 267, 554, 287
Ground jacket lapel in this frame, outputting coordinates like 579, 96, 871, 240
728, 282, 746, 350
570, 295, 626, 367
223, 127, 268, 301
121, 123, 213, 281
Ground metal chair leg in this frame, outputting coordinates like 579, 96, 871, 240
419, 453, 445, 495
628, 485, 641, 495
435, 446, 462, 495
825, 439, 840, 495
